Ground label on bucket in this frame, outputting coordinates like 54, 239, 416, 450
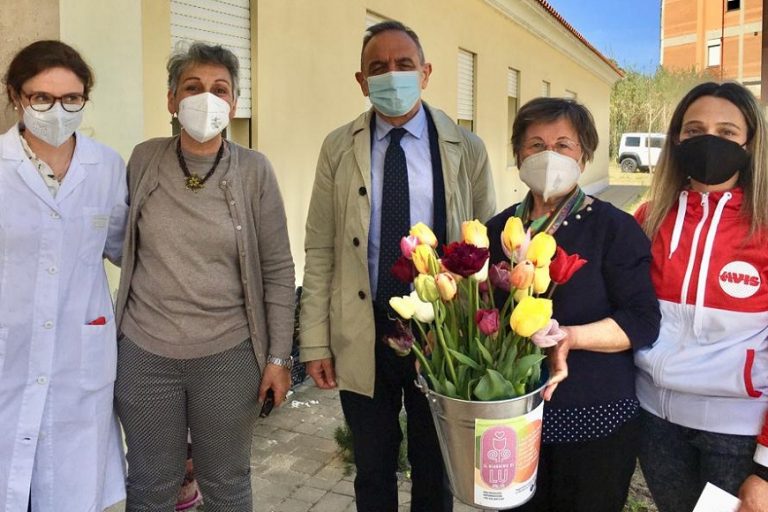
473, 400, 544, 508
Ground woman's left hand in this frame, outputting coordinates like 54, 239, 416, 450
259, 363, 292, 408
543, 333, 570, 401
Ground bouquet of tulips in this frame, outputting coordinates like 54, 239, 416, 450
386, 219, 586, 401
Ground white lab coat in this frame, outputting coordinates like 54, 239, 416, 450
0, 125, 128, 512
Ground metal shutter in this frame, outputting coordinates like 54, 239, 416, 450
507, 68, 519, 98
541, 80, 550, 98
457, 49, 475, 121
170, 0, 251, 118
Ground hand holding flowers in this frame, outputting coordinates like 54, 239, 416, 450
387, 220, 586, 402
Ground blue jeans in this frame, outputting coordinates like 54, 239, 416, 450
638, 409, 756, 512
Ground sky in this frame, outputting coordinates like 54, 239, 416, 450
546, 0, 662, 73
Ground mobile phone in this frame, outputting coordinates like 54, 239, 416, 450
259, 389, 275, 418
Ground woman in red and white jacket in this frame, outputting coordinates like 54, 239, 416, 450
635, 82, 768, 512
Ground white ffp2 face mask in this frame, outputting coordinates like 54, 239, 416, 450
519, 150, 582, 202
177, 92, 231, 143
23, 103, 83, 147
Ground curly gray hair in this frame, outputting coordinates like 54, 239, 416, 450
167, 42, 240, 98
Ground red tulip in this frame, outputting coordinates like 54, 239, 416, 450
549, 247, 587, 285
475, 308, 500, 336
391, 255, 417, 284
441, 242, 489, 278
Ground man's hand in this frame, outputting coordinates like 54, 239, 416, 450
307, 358, 337, 389
543, 330, 571, 401
738, 474, 768, 512
259, 363, 292, 408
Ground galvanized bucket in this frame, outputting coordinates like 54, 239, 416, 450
418, 377, 545, 510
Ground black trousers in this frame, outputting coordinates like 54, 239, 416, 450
340, 333, 453, 512
510, 415, 640, 512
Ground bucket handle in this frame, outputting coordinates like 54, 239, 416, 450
414, 375, 442, 410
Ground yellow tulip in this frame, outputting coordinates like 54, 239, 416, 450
389, 296, 415, 319
526, 232, 557, 267
501, 217, 527, 258
412, 245, 435, 274
510, 296, 553, 337
410, 222, 438, 248
533, 266, 551, 294
461, 219, 489, 248
435, 272, 458, 301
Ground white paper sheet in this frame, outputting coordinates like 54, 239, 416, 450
692, 482, 741, 512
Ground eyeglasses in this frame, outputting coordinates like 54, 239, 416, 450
22, 91, 87, 113
523, 139, 581, 156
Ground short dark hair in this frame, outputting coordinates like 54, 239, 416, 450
4, 40, 94, 103
361, 20, 425, 68
167, 42, 240, 98
511, 97, 599, 164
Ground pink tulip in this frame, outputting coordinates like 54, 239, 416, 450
509, 260, 535, 289
475, 308, 500, 336
400, 235, 420, 259
530, 319, 566, 348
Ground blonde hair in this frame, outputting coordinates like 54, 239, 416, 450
643, 81, 768, 239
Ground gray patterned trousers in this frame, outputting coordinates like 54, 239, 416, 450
115, 336, 261, 512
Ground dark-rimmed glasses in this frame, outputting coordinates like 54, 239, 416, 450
22, 91, 87, 113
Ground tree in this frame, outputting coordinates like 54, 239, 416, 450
609, 67, 713, 159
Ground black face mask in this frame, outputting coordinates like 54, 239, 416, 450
674, 134, 749, 185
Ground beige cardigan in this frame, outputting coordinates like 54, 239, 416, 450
115, 136, 295, 367
300, 105, 496, 397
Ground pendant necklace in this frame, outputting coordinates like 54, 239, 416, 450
176, 138, 225, 192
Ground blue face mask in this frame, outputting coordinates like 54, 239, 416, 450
366, 71, 422, 117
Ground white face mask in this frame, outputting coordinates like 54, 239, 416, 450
23, 103, 83, 147
519, 150, 582, 202
177, 92, 231, 143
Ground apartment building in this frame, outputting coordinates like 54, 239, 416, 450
661, 0, 762, 96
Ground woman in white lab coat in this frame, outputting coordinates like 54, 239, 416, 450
0, 40, 128, 512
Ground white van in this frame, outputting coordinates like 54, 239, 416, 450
617, 133, 666, 173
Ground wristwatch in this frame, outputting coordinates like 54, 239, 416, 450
267, 354, 293, 370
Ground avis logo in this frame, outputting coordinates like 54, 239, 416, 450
719, 261, 761, 299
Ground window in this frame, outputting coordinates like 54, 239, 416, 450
457, 49, 475, 131
625, 136, 641, 147
541, 80, 551, 97
171, 0, 252, 119
564, 89, 577, 99
648, 137, 664, 149
727, 0, 740, 11
507, 68, 520, 166
707, 39, 721, 67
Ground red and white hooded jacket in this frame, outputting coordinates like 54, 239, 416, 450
635, 188, 768, 462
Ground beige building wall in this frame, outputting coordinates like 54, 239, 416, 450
0, 0, 60, 131
1, 0, 618, 287
252, 0, 619, 279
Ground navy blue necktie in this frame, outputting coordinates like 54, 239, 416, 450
376, 127, 410, 315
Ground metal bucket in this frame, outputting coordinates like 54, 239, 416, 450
419, 378, 545, 510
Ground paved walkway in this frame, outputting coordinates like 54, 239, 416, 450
108, 184, 649, 512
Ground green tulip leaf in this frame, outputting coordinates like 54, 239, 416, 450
448, 349, 482, 370
474, 337, 494, 366
510, 354, 546, 383
473, 369, 515, 401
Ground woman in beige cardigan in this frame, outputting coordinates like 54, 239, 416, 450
114, 42, 295, 512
